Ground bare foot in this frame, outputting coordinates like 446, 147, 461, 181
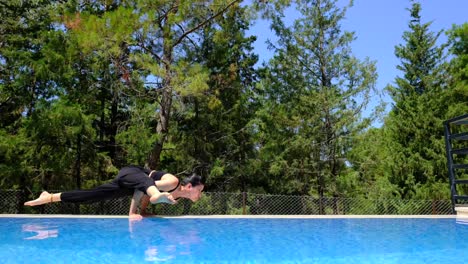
149, 192, 176, 204
24, 191, 52, 206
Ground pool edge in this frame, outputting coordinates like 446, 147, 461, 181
0, 214, 457, 219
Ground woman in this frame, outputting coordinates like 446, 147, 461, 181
24, 165, 205, 219
129, 170, 205, 220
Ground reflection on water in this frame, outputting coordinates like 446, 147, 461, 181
144, 245, 176, 262
6, 217, 468, 263
18, 218, 202, 262
22, 224, 58, 240
129, 218, 202, 262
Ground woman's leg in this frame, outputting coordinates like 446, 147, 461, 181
60, 182, 126, 203
24, 182, 125, 206
24, 191, 61, 206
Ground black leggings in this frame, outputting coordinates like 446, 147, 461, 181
60, 166, 155, 203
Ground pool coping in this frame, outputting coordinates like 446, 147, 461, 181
0, 214, 457, 219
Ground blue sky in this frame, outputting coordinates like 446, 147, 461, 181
247, 0, 468, 126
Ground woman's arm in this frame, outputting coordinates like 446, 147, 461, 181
129, 190, 144, 220
139, 195, 151, 215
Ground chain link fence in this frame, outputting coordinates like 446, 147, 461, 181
1, 189, 454, 216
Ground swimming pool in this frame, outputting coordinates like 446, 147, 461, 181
1, 216, 467, 263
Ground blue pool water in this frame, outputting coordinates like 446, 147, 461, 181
1, 217, 467, 263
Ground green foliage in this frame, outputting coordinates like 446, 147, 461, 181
116, 102, 161, 165
69, 7, 138, 56
188, 194, 217, 215
173, 62, 210, 97
0, 0, 465, 206
0, 129, 31, 189
0, 0, 59, 125
254, 0, 378, 197
445, 23, 468, 117
160, 3, 260, 192
22, 99, 97, 189
380, 2, 450, 200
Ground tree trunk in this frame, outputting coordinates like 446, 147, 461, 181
148, 64, 172, 169
147, 6, 175, 169
75, 130, 82, 189
110, 95, 118, 162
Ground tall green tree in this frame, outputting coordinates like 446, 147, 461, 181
130, 0, 242, 169
384, 1, 449, 200
164, 4, 259, 191
445, 23, 468, 118
0, 0, 57, 122
65, 0, 243, 170
59, 2, 144, 170
22, 100, 96, 191
444, 23, 468, 197
0, 0, 64, 195
256, 0, 378, 203
0, 1, 135, 192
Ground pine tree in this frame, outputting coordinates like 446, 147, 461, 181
445, 23, 468, 117
256, 0, 378, 206
127, 0, 242, 169
384, 1, 449, 199
166, 4, 259, 192
0, 0, 61, 201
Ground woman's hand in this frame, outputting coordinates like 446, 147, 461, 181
129, 214, 143, 221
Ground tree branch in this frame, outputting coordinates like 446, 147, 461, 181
136, 39, 166, 67
175, 23, 198, 49
0, 96, 12, 107
172, 0, 241, 49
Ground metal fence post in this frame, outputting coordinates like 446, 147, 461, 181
242, 192, 246, 215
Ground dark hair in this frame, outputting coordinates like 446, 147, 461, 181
181, 173, 204, 187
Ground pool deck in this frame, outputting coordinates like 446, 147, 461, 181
0, 214, 457, 219
456, 206, 468, 217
